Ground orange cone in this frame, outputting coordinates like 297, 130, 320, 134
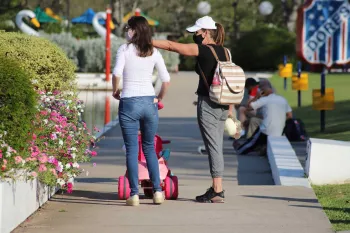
104, 96, 111, 125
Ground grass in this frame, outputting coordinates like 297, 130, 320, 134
269, 72, 350, 141
270, 72, 350, 231
313, 184, 350, 231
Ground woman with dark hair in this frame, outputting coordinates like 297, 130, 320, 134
112, 16, 170, 206
152, 16, 234, 203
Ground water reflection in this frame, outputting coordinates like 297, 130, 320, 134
78, 90, 119, 133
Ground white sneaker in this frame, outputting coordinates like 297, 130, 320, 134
153, 191, 164, 204
126, 195, 139, 206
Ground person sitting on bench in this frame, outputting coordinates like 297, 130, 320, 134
233, 80, 293, 155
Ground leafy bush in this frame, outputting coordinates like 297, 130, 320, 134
0, 32, 77, 92
0, 56, 37, 150
42, 22, 63, 34
43, 32, 180, 73
232, 26, 296, 71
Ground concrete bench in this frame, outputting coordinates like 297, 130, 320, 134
267, 136, 311, 188
306, 138, 350, 185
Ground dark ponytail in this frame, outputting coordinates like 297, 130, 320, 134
208, 23, 225, 46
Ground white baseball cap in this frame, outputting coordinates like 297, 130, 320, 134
186, 16, 217, 32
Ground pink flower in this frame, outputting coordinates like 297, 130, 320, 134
0, 150, 2, 159
93, 163, 96, 167
3, 159, 7, 165
40, 111, 48, 116
50, 133, 57, 140
93, 126, 100, 132
39, 155, 48, 164
15, 156, 23, 164
31, 171, 37, 177
91, 151, 97, 157
67, 182, 73, 193
32, 134, 37, 140
31, 151, 39, 157
50, 168, 57, 177
67, 136, 72, 141
39, 90, 45, 94
39, 164, 47, 172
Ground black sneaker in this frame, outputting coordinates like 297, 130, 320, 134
195, 187, 225, 203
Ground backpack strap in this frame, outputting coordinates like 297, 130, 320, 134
207, 45, 231, 62
197, 60, 210, 91
224, 48, 231, 62
206, 45, 220, 62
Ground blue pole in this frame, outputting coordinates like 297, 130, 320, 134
320, 67, 326, 132
297, 61, 302, 107
283, 55, 287, 90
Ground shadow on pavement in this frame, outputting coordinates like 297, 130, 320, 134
243, 195, 318, 203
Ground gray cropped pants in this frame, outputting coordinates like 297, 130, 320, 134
197, 95, 229, 178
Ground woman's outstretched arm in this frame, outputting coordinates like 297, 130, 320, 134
153, 40, 199, 57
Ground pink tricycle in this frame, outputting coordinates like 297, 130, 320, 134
118, 102, 179, 200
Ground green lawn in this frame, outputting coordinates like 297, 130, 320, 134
269, 73, 350, 141
313, 184, 350, 231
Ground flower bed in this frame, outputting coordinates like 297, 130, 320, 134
0, 91, 98, 192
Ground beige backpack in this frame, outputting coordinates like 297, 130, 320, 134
198, 45, 245, 105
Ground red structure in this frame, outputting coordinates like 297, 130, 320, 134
105, 7, 112, 82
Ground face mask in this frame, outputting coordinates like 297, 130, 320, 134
126, 29, 135, 42
193, 33, 204, 45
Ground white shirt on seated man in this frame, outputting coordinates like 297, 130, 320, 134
234, 79, 293, 155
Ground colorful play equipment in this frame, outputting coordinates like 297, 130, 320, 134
123, 8, 159, 26
312, 88, 335, 111
44, 8, 63, 21
92, 11, 115, 39
34, 7, 58, 23
278, 56, 293, 90
15, 10, 40, 36
71, 8, 105, 25
118, 103, 179, 200
291, 61, 309, 107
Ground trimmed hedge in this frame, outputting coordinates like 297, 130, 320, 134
0, 56, 37, 150
0, 32, 77, 92
232, 26, 296, 71
42, 32, 180, 73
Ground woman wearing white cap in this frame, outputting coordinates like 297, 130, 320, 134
153, 16, 232, 203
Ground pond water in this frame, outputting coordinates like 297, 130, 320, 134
77, 90, 120, 133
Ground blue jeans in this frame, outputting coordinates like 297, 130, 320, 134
118, 96, 162, 196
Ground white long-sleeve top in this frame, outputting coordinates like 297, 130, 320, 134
112, 43, 170, 98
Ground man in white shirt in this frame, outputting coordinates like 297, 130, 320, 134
234, 80, 293, 155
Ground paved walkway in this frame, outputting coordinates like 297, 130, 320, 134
14, 72, 333, 233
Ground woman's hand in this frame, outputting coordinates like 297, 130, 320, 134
112, 90, 121, 100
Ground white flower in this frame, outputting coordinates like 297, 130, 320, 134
70, 147, 77, 151
57, 162, 63, 172
6, 151, 11, 157
72, 162, 79, 168
45, 98, 50, 102
65, 163, 71, 169
71, 153, 76, 159
77, 112, 81, 116
80, 109, 84, 113
21, 160, 26, 165
47, 92, 52, 95
57, 178, 65, 186
31, 79, 38, 84
77, 105, 81, 109
43, 119, 48, 124
3, 131, 7, 136
68, 100, 72, 104
59, 140, 63, 146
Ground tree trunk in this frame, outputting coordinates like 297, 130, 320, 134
287, 0, 303, 32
